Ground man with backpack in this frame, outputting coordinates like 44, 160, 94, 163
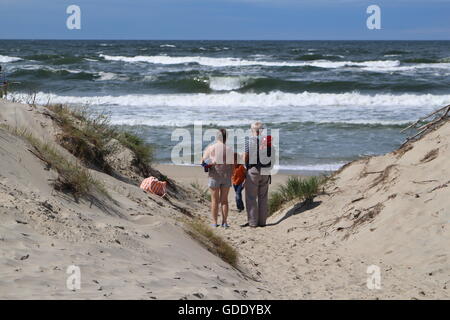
242, 121, 273, 228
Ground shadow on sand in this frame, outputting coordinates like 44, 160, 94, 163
267, 200, 321, 227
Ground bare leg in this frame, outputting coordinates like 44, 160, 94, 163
210, 188, 220, 225
219, 186, 230, 225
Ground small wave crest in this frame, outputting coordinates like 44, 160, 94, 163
99, 54, 400, 69
0, 55, 22, 63
25, 91, 450, 109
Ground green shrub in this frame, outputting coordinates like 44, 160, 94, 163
268, 176, 323, 216
299, 176, 320, 204
268, 191, 284, 215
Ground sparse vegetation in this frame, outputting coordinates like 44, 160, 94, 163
116, 131, 153, 175
185, 218, 238, 267
47, 104, 114, 173
47, 104, 153, 176
268, 176, 323, 216
1, 125, 108, 200
191, 180, 211, 202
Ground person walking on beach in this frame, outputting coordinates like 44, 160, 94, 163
232, 153, 246, 212
202, 129, 234, 228
242, 121, 273, 228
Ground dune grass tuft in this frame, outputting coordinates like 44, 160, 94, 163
268, 176, 323, 216
190, 180, 211, 202
116, 131, 153, 175
185, 218, 238, 267
47, 104, 153, 176
1, 125, 108, 200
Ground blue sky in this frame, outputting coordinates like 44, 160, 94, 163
1, 0, 450, 40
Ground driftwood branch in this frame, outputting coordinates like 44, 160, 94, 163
401, 104, 450, 133
400, 104, 450, 147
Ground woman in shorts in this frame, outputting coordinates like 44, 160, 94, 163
202, 128, 234, 228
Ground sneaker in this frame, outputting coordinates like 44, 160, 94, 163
210, 223, 219, 228
222, 223, 230, 229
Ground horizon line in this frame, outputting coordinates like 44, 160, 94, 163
1, 38, 450, 41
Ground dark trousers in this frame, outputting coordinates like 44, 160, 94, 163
233, 184, 245, 211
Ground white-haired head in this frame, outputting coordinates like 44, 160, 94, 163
251, 121, 264, 136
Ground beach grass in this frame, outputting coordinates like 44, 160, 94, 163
47, 104, 153, 176
116, 131, 153, 174
268, 176, 322, 216
185, 218, 238, 267
1, 124, 108, 200
190, 180, 211, 202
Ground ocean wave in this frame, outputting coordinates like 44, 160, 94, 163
383, 50, 409, 55
95, 72, 121, 81
109, 118, 413, 127
111, 75, 442, 93
402, 58, 439, 64
0, 55, 22, 63
208, 76, 254, 91
160, 44, 176, 48
25, 91, 450, 109
294, 54, 343, 61
24, 54, 85, 65
99, 54, 400, 69
10, 67, 94, 80
112, 118, 255, 127
362, 62, 450, 73
274, 163, 345, 172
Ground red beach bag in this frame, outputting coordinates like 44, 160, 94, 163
140, 177, 167, 197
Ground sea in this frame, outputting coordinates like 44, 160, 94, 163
1, 40, 450, 173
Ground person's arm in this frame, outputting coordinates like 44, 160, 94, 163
202, 144, 217, 165
243, 152, 249, 164
201, 145, 211, 163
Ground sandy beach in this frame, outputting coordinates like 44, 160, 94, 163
0, 98, 449, 300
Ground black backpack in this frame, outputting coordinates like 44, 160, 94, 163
246, 137, 273, 169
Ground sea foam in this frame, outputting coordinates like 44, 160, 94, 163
99, 54, 401, 69
0, 55, 22, 63
28, 91, 450, 109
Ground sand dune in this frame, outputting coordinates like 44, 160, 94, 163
216, 121, 450, 299
0, 98, 448, 299
0, 100, 269, 299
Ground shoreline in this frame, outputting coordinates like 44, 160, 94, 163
154, 163, 316, 190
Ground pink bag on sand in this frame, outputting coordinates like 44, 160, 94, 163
140, 177, 167, 197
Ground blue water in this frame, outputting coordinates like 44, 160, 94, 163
1, 40, 450, 171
